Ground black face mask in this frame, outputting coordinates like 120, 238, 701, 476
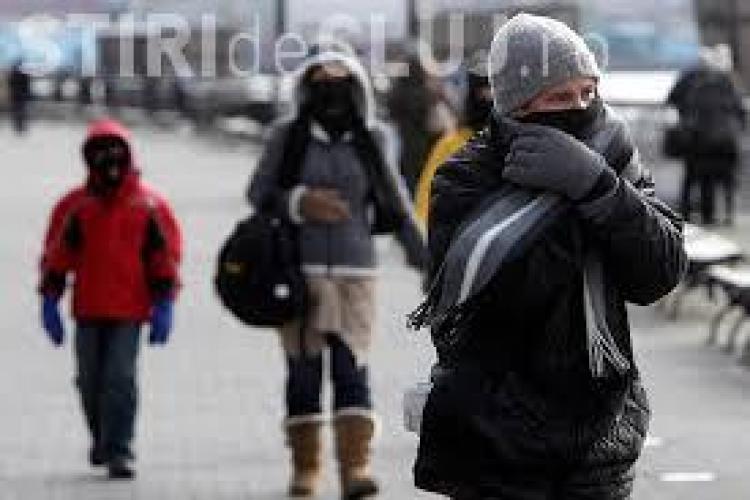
89, 160, 127, 193
518, 97, 603, 139
84, 137, 130, 196
306, 78, 358, 138
465, 76, 493, 130
466, 96, 493, 131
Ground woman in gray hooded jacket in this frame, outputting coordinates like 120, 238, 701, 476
248, 48, 422, 499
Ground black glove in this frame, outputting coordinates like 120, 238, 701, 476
501, 116, 610, 201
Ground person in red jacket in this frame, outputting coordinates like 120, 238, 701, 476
38, 119, 182, 480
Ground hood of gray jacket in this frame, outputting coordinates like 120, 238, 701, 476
285, 49, 378, 129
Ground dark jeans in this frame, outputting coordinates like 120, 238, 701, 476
75, 321, 141, 461
10, 102, 28, 135
286, 333, 372, 418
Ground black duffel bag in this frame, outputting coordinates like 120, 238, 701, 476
215, 213, 306, 327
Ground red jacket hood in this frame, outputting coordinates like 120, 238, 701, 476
83, 118, 137, 168
85, 118, 132, 144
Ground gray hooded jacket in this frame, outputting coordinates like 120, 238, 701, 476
248, 51, 418, 277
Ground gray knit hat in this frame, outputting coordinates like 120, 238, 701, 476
488, 13, 601, 115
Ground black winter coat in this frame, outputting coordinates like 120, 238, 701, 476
414, 108, 687, 498
667, 65, 746, 163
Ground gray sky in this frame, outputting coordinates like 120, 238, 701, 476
287, 0, 406, 39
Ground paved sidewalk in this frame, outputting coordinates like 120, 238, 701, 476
2, 122, 750, 499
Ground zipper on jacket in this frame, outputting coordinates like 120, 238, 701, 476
323, 143, 334, 278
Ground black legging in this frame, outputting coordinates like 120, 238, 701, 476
285, 333, 372, 418
680, 158, 736, 224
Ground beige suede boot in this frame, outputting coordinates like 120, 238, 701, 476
334, 413, 379, 499
286, 420, 323, 497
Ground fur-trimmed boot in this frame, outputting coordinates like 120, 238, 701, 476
334, 414, 379, 499
286, 420, 323, 497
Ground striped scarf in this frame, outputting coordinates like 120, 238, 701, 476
409, 112, 633, 379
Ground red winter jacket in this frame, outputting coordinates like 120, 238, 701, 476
40, 119, 183, 322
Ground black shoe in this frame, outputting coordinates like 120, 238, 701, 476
343, 478, 379, 500
89, 446, 107, 467
108, 458, 136, 480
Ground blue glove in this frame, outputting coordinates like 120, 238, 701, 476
148, 300, 174, 346
42, 296, 65, 347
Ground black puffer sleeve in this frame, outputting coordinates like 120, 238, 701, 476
578, 154, 688, 305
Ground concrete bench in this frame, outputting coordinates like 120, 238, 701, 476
665, 224, 744, 319
704, 265, 750, 365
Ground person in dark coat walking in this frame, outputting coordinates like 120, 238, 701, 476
412, 14, 687, 499
8, 60, 31, 134
667, 47, 746, 225
386, 55, 442, 193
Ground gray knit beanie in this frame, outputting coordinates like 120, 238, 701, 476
488, 13, 601, 116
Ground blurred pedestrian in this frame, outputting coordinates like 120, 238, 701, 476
38, 119, 183, 479
172, 76, 190, 122
247, 49, 422, 499
143, 76, 160, 118
8, 60, 31, 135
414, 51, 494, 226
411, 14, 686, 499
386, 54, 443, 193
78, 76, 93, 111
667, 45, 746, 225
